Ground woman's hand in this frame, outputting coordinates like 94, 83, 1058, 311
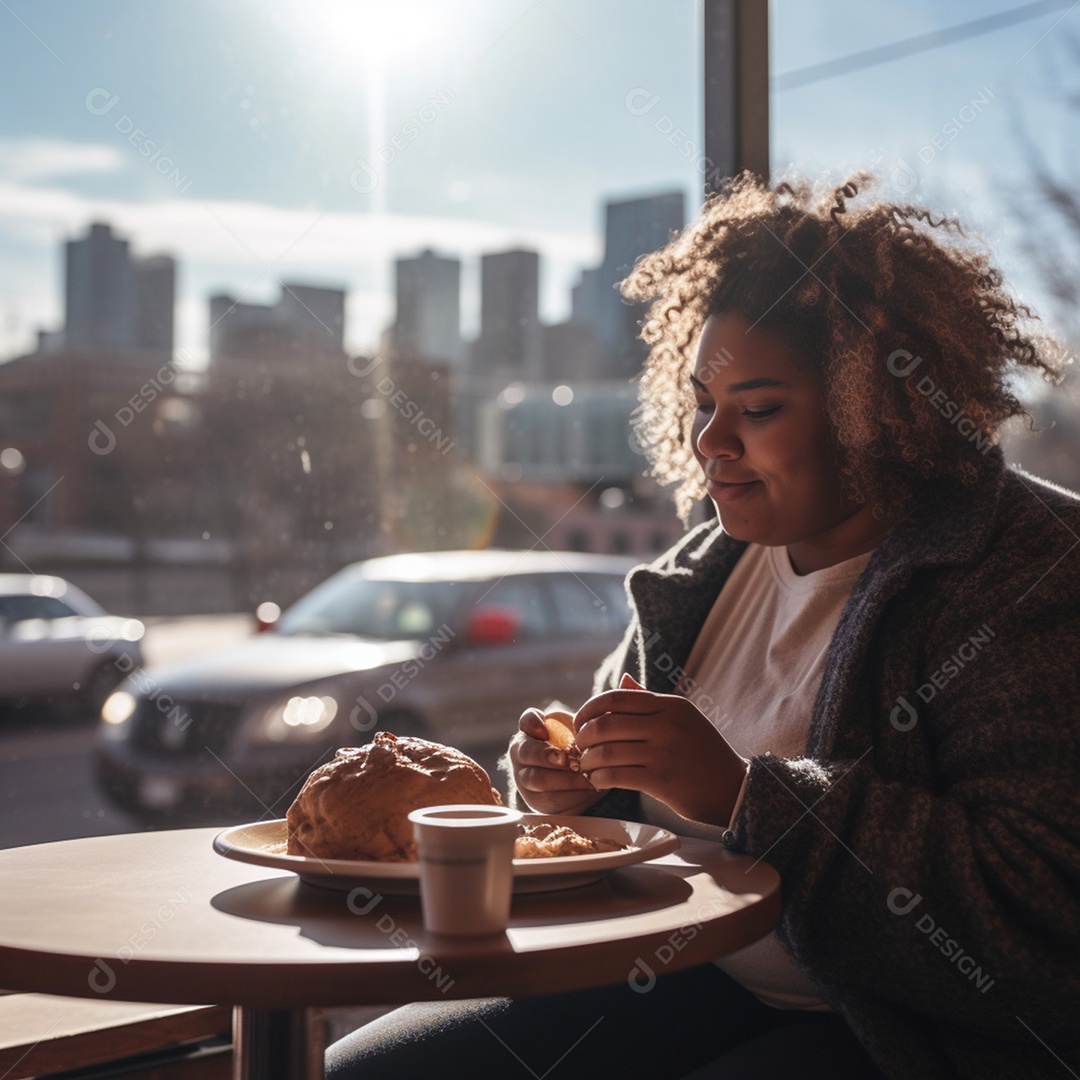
508, 708, 601, 816
574, 674, 748, 827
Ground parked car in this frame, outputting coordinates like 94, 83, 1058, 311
96, 549, 637, 818
0, 574, 143, 717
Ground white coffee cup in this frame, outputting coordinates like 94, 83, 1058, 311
408, 804, 523, 936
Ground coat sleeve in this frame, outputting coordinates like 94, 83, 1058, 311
729, 549, 1080, 1044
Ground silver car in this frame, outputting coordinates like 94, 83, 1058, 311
95, 550, 635, 819
0, 574, 144, 716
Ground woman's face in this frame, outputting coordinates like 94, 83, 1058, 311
690, 312, 888, 573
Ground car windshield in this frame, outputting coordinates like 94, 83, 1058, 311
0, 595, 79, 624
277, 577, 463, 640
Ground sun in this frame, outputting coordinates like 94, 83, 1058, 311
301, 0, 444, 66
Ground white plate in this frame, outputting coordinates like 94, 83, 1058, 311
213, 814, 680, 895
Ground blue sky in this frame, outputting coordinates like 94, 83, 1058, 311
0, 0, 1076, 365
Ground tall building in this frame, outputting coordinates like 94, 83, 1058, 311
541, 319, 605, 382
133, 255, 176, 353
64, 223, 135, 350
392, 250, 462, 367
602, 192, 685, 291
208, 296, 270, 363
576, 192, 685, 379
472, 249, 542, 380
209, 283, 345, 367
277, 284, 345, 350
570, 267, 604, 326
63, 222, 176, 356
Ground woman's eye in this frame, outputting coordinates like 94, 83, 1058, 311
741, 406, 781, 421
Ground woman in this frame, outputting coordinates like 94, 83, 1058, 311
328, 174, 1080, 1079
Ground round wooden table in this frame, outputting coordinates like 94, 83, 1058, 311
0, 827, 780, 1079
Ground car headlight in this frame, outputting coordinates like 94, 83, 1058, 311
100, 690, 138, 740
250, 694, 339, 744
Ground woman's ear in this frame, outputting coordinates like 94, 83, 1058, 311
620, 672, 646, 690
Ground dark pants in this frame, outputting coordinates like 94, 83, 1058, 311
325, 963, 885, 1079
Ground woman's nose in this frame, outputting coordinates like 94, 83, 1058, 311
696, 411, 742, 460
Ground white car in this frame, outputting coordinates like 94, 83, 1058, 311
0, 575, 144, 716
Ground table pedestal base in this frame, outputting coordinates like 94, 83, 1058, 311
232, 1006, 323, 1080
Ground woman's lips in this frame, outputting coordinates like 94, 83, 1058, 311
706, 479, 761, 503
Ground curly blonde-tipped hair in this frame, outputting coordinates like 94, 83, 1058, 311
621, 172, 1069, 522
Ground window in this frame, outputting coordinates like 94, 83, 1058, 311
481, 577, 552, 642
770, 0, 1079, 490
0, 0, 702, 843
550, 573, 628, 638
278, 577, 461, 639
0, 595, 78, 624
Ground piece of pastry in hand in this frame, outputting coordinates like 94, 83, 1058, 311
286, 732, 502, 861
542, 709, 581, 771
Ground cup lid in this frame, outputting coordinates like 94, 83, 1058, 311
408, 804, 523, 827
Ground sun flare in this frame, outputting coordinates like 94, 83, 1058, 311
303, 0, 442, 65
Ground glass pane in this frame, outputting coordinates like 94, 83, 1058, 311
0, 0, 700, 845
278, 576, 461, 639
0, 595, 78, 622
771, 0, 1080, 490
482, 577, 551, 641
550, 574, 628, 638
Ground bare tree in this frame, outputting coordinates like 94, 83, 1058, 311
999, 31, 1080, 491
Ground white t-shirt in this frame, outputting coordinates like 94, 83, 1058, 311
639, 541, 874, 1010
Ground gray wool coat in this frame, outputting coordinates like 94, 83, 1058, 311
579, 451, 1080, 1079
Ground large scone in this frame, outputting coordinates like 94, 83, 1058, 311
286, 732, 502, 861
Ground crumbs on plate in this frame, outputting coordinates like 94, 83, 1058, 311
514, 822, 626, 859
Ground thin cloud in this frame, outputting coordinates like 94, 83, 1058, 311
0, 181, 600, 267
0, 138, 126, 182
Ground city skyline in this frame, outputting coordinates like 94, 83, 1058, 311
23, 186, 686, 383
2, 1, 1076, 370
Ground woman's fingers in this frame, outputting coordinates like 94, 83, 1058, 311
578, 738, 650, 774
575, 712, 653, 750
578, 736, 668, 793
516, 764, 595, 794
574, 688, 666, 729
519, 708, 549, 740
510, 716, 599, 815
581, 765, 649, 791
516, 736, 571, 770
577, 733, 664, 792
517, 711, 566, 766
